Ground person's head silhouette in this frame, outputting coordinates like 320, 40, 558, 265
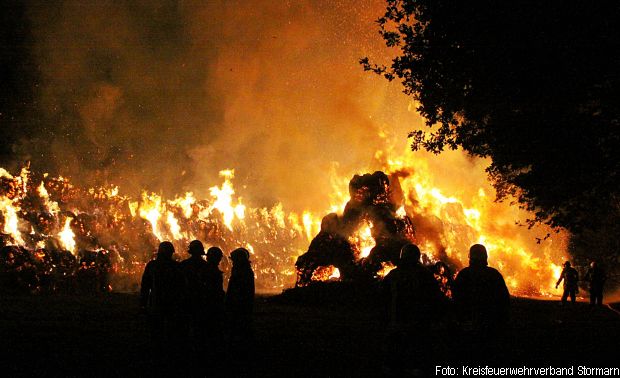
157, 241, 175, 260
469, 244, 488, 267
188, 240, 205, 256
207, 246, 223, 264
399, 243, 421, 267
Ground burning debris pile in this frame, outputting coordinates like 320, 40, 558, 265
0, 166, 154, 294
0, 165, 315, 293
0, 147, 569, 297
295, 171, 415, 285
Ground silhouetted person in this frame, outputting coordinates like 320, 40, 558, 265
180, 241, 225, 369
140, 241, 184, 365
382, 243, 443, 375
452, 244, 510, 361
204, 246, 225, 335
555, 260, 579, 305
226, 247, 255, 376
585, 261, 606, 306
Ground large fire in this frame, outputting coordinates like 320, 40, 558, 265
0, 142, 567, 295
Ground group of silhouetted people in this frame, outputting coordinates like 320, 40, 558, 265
556, 259, 607, 306
139, 238, 610, 376
380, 242, 610, 374
382, 243, 510, 374
140, 240, 254, 376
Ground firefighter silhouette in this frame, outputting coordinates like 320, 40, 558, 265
226, 247, 255, 376
555, 260, 579, 305
452, 244, 510, 361
140, 241, 184, 365
382, 243, 443, 375
585, 261, 606, 306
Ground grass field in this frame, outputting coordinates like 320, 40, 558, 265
1, 289, 619, 376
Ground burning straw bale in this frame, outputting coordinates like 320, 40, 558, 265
0, 160, 570, 296
295, 171, 415, 286
0, 166, 153, 293
0, 165, 314, 293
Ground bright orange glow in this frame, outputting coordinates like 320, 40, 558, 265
208, 169, 246, 231
379, 146, 567, 296
138, 192, 164, 241
0, 153, 568, 295
377, 261, 396, 278
0, 197, 24, 245
302, 211, 319, 242
166, 211, 183, 240
38, 181, 60, 215
58, 217, 76, 255
349, 221, 375, 259
311, 265, 340, 281
168, 192, 196, 219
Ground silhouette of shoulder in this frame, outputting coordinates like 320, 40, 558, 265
455, 266, 505, 282
180, 257, 207, 268
453, 266, 509, 305
384, 264, 440, 302
140, 258, 182, 310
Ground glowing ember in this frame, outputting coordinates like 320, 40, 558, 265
107, 186, 119, 198
329, 268, 341, 280
311, 265, 340, 281
376, 261, 396, 278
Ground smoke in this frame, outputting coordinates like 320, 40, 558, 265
15, 0, 415, 211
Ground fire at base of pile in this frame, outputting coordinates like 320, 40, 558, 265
295, 171, 417, 286
0, 244, 114, 295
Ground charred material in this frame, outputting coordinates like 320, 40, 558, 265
0, 242, 116, 295
295, 214, 362, 285
295, 171, 415, 286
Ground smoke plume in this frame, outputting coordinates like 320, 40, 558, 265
17, 0, 414, 211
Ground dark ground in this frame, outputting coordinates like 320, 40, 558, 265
1, 284, 619, 377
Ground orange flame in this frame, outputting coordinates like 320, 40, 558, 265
0, 144, 569, 295
58, 217, 76, 255
208, 169, 246, 231
379, 146, 567, 296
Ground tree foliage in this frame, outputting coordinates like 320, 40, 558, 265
362, 1, 620, 234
